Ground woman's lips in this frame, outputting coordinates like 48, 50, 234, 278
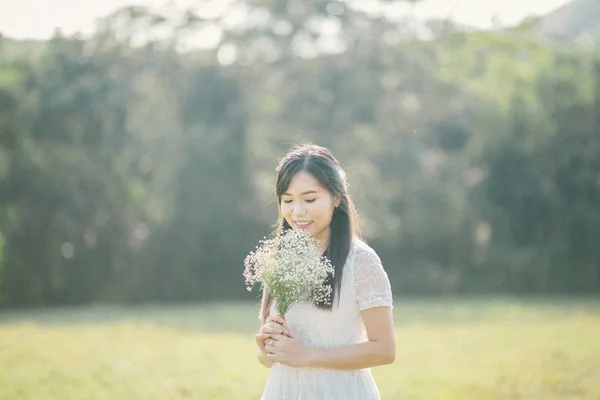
294, 221, 313, 230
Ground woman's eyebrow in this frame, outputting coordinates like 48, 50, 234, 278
282, 190, 319, 196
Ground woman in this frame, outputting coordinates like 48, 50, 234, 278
255, 143, 395, 400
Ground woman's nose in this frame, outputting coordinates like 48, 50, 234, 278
293, 203, 306, 215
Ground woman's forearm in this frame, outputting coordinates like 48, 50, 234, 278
257, 347, 273, 368
304, 340, 395, 370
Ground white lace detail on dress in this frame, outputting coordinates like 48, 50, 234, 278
353, 243, 394, 311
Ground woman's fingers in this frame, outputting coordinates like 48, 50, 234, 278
255, 333, 269, 351
283, 328, 296, 338
261, 322, 283, 335
268, 315, 286, 325
265, 317, 291, 336
263, 321, 292, 336
261, 318, 294, 338
264, 341, 277, 353
268, 315, 291, 334
268, 333, 286, 342
264, 335, 286, 351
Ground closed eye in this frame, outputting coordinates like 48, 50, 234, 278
282, 199, 317, 204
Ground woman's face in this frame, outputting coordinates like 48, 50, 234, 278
280, 171, 340, 245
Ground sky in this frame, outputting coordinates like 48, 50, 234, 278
0, 0, 573, 40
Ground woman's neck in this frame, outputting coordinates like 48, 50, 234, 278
315, 231, 331, 254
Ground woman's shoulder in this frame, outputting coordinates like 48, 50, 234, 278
351, 236, 377, 254
350, 236, 381, 263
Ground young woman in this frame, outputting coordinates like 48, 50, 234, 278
255, 143, 395, 400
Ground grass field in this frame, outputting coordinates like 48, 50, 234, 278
0, 297, 599, 399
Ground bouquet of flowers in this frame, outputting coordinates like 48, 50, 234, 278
243, 229, 335, 317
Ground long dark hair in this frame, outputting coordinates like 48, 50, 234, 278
261, 143, 361, 321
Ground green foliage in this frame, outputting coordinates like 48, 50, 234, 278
0, 232, 4, 290
0, 3, 599, 306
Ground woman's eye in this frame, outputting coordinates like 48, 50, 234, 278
282, 199, 293, 204
305, 199, 316, 203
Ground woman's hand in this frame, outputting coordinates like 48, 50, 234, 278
256, 315, 290, 355
264, 329, 313, 368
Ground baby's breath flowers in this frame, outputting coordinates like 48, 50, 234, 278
244, 229, 335, 317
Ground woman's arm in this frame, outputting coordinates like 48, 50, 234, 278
265, 306, 395, 369
306, 306, 395, 369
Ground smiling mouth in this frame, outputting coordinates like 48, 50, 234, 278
294, 221, 313, 229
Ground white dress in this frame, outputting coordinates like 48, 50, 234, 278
258, 237, 394, 400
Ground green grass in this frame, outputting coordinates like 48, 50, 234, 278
0, 297, 599, 399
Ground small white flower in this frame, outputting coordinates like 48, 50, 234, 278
243, 229, 334, 317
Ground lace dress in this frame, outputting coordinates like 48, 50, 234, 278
258, 237, 394, 400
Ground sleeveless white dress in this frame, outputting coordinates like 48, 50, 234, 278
258, 237, 394, 400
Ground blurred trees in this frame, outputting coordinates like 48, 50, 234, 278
0, 1, 598, 307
